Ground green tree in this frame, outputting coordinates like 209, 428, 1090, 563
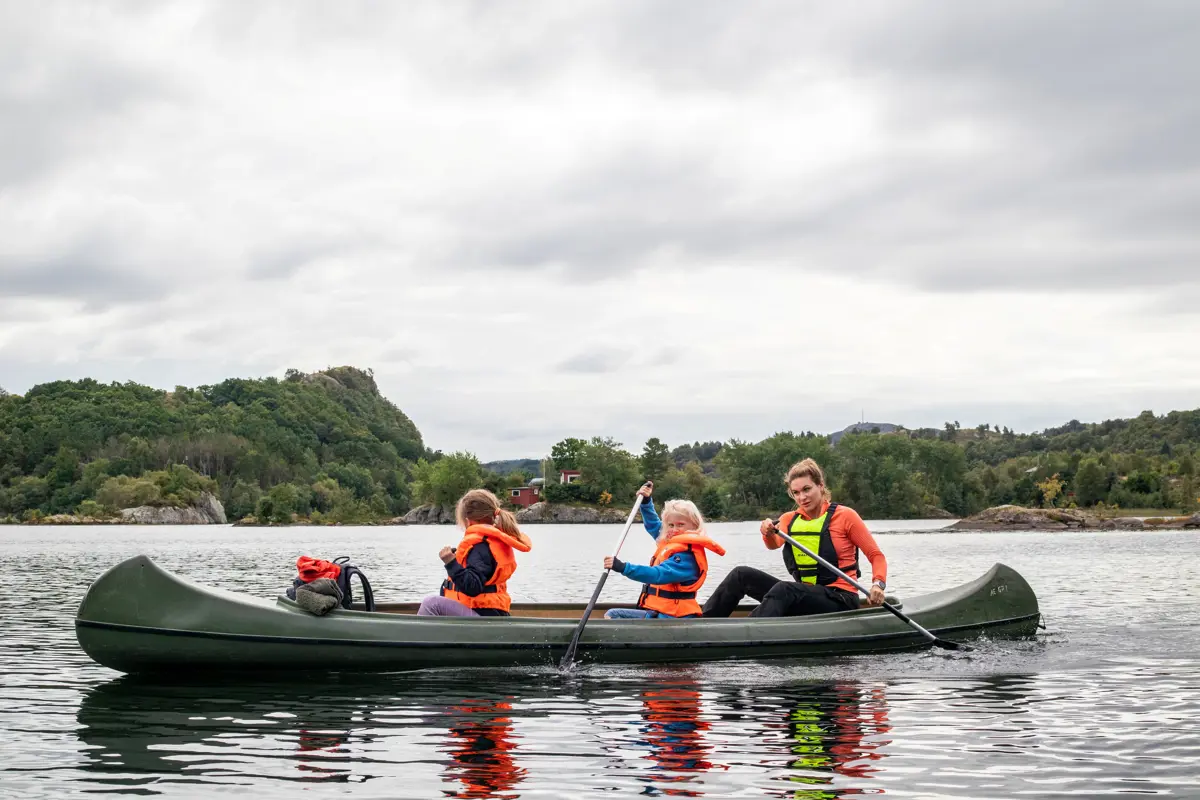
640, 438, 672, 483
578, 437, 641, 500
256, 482, 309, 524
680, 461, 708, 501
226, 479, 263, 520
1179, 475, 1198, 512
550, 438, 587, 471
95, 475, 163, 510
411, 452, 483, 506
698, 485, 726, 520
716, 432, 833, 513
1073, 457, 1109, 506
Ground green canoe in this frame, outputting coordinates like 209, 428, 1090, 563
75, 555, 1040, 675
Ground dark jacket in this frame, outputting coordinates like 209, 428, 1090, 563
445, 541, 508, 617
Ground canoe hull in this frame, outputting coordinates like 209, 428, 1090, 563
76, 556, 1040, 675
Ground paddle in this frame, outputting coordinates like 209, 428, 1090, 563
768, 520, 969, 651
559, 482, 652, 670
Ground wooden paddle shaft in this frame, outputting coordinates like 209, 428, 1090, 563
560, 486, 649, 668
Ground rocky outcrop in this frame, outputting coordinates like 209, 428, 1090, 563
401, 504, 456, 524
949, 504, 1200, 531
120, 492, 227, 525
516, 502, 632, 524
922, 507, 958, 519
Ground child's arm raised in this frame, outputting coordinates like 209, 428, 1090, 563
610, 551, 700, 586
637, 482, 660, 539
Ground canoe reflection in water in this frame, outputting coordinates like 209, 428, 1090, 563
75, 672, 889, 797
75, 676, 533, 792
440, 699, 527, 799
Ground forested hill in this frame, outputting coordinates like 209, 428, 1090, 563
3, 364, 1199, 524
0, 367, 425, 522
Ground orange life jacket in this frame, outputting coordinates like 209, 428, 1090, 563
637, 532, 726, 618
641, 687, 714, 779
447, 701, 527, 797
439, 524, 532, 613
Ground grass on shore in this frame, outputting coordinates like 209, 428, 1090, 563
1102, 508, 1189, 517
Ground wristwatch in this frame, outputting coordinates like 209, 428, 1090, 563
872, 579, 886, 590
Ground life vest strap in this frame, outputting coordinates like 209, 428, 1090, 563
441, 578, 499, 595
642, 586, 698, 600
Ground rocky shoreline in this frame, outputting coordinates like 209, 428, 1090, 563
948, 504, 1200, 531
4, 493, 228, 525
12, 499, 1198, 530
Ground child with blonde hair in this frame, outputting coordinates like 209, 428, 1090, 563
417, 488, 532, 617
603, 483, 725, 619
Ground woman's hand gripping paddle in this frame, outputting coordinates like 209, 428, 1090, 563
769, 521, 969, 651
560, 482, 652, 670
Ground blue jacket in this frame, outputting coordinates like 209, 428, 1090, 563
613, 499, 701, 586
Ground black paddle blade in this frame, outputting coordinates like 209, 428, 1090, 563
932, 638, 970, 651
560, 570, 611, 670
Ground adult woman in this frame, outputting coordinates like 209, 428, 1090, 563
702, 458, 887, 618
417, 488, 532, 617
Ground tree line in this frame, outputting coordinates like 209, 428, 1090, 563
2, 368, 1197, 523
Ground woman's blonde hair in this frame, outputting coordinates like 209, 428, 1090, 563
455, 488, 521, 536
660, 498, 704, 533
784, 458, 832, 502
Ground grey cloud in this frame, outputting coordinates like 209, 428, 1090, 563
6, 2, 1198, 298
0, 6, 175, 186
1, 241, 173, 306
416, 3, 1199, 296
248, 234, 371, 281
556, 350, 631, 374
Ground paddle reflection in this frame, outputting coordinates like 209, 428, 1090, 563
440, 699, 527, 799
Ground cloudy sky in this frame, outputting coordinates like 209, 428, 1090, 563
2, 1, 1198, 459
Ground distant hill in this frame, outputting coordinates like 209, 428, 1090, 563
830, 422, 899, 445
481, 458, 542, 476
0, 366, 425, 521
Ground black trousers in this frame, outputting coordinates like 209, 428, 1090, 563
702, 566, 859, 618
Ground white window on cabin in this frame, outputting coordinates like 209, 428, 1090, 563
511, 489, 521, 497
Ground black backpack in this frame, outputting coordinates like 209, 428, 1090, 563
287, 556, 376, 612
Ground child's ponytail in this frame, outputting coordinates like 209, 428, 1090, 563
494, 508, 521, 537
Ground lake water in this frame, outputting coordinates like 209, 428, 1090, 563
2, 520, 1199, 798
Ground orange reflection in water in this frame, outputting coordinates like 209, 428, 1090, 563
295, 727, 351, 779
441, 699, 528, 799
638, 682, 724, 797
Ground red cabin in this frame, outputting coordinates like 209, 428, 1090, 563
509, 485, 542, 508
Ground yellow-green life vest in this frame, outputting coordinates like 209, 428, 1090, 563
780, 504, 860, 586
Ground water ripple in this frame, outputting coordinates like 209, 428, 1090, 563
2, 525, 1200, 797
